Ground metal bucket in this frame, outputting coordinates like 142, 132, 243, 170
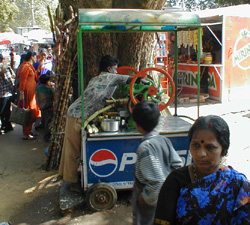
100, 119, 119, 132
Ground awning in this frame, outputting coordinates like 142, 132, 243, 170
0, 32, 30, 45
0, 40, 11, 45
78, 8, 201, 32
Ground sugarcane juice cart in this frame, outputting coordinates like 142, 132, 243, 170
77, 8, 202, 211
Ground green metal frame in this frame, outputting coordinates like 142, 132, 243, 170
77, 9, 202, 123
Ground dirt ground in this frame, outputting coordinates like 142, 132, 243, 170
0, 124, 133, 225
1, 100, 250, 225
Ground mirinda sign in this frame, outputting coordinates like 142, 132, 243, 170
232, 29, 250, 70
224, 16, 250, 88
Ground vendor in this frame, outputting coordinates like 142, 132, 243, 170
168, 33, 175, 58
59, 55, 132, 192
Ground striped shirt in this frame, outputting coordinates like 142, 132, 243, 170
134, 130, 183, 205
0, 63, 14, 98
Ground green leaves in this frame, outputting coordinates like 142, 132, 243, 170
1, 0, 58, 32
0, 0, 19, 32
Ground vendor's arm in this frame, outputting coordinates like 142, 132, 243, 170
127, 76, 133, 83
112, 73, 131, 85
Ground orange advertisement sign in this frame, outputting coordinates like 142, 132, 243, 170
224, 16, 250, 88
177, 64, 221, 100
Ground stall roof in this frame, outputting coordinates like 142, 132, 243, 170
78, 9, 201, 32
0, 32, 30, 45
196, 4, 250, 25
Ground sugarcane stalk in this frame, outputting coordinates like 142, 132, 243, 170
46, 4, 78, 170
83, 104, 115, 128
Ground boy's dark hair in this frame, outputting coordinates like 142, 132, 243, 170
188, 115, 230, 157
39, 75, 50, 85
99, 55, 119, 73
132, 101, 160, 132
0, 54, 3, 61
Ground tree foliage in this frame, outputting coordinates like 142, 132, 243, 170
7, 0, 58, 32
0, 0, 19, 32
215, 0, 250, 6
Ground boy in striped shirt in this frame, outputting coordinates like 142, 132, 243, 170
132, 101, 183, 225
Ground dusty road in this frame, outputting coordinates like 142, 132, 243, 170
0, 124, 133, 225
1, 100, 250, 224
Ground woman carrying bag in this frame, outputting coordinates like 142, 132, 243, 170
17, 51, 40, 140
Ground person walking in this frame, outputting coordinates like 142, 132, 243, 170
17, 51, 40, 140
0, 54, 15, 134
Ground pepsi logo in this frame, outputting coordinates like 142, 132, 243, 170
89, 149, 118, 177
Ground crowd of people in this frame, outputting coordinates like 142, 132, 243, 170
0, 45, 54, 141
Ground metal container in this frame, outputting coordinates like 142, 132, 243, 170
100, 119, 119, 132
204, 52, 213, 64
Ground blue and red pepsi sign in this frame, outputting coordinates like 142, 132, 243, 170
89, 149, 118, 177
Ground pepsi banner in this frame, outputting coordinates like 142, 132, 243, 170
84, 135, 190, 190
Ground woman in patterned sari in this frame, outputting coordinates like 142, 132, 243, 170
154, 115, 250, 225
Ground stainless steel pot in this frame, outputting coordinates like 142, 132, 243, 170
100, 119, 119, 132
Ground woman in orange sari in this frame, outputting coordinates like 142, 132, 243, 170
17, 51, 40, 140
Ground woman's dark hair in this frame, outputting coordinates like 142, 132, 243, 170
24, 51, 33, 61
99, 55, 119, 73
18, 53, 26, 67
188, 115, 230, 156
132, 101, 160, 132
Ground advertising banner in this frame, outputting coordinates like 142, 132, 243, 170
177, 64, 221, 100
224, 16, 250, 88
85, 135, 190, 189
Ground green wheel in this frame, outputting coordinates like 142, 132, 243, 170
129, 67, 175, 111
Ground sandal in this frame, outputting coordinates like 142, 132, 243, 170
22, 134, 36, 140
